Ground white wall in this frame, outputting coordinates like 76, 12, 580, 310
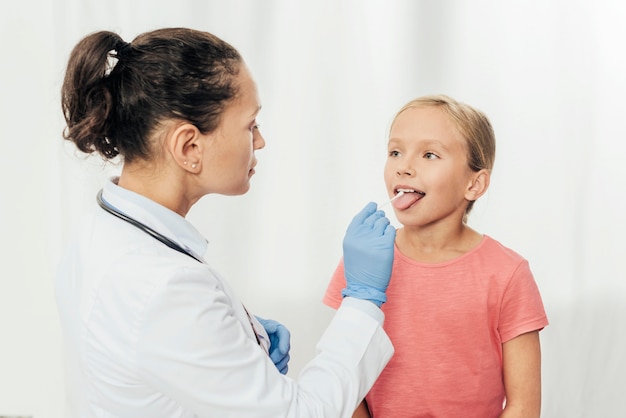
1, 1, 625, 416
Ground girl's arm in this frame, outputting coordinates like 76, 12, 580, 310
500, 330, 542, 418
352, 400, 371, 418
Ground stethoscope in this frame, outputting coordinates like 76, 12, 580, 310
96, 189, 204, 263
96, 189, 269, 352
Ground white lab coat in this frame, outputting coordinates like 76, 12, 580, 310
55, 180, 394, 418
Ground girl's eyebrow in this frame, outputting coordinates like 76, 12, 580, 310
388, 137, 450, 150
421, 139, 450, 150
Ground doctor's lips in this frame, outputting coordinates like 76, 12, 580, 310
390, 187, 425, 210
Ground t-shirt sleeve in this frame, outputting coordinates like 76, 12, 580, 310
322, 258, 347, 310
499, 260, 549, 343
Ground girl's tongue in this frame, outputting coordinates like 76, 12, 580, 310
393, 192, 423, 210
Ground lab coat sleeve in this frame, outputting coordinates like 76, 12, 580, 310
135, 263, 394, 418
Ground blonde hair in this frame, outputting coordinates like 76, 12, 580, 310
391, 94, 496, 215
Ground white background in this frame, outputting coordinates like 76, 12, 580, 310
1, 1, 625, 417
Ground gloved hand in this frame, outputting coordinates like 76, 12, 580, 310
341, 202, 396, 307
255, 316, 291, 374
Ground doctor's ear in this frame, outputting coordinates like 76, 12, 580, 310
465, 169, 490, 201
169, 122, 204, 172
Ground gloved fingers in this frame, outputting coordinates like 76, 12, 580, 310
256, 316, 278, 333
362, 210, 386, 227
269, 324, 290, 361
269, 347, 283, 364
269, 345, 290, 372
348, 202, 378, 229
270, 339, 290, 371
259, 319, 290, 359
275, 324, 291, 353
275, 353, 290, 374
383, 223, 397, 239
371, 215, 391, 234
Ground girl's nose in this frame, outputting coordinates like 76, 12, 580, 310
396, 165, 415, 176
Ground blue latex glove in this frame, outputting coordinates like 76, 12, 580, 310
255, 316, 291, 374
341, 202, 396, 307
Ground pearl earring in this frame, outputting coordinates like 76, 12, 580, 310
191, 163, 197, 169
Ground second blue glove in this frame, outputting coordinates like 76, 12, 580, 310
255, 316, 291, 375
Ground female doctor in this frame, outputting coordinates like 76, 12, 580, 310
56, 28, 397, 417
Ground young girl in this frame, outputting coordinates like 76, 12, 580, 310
324, 95, 548, 418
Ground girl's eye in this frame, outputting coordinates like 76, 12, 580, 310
388, 150, 400, 157
424, 152, 439, 160
250, 124, 260, 132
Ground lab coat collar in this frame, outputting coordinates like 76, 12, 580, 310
102, 178, 209, 260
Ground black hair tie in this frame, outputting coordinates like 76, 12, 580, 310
116, 42, 132, 60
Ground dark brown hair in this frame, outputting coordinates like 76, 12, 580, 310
61, 28, 243, 162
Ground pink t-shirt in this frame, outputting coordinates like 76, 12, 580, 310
323, 235, 548, 418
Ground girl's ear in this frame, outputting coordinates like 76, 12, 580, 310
168, 122, 205, 173
465, 169, 490, 201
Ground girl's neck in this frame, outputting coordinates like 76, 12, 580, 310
395, 222, 483, 264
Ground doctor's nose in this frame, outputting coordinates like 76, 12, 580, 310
253, 128, 266, 151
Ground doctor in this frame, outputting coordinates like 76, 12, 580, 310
57, 27, 397, 418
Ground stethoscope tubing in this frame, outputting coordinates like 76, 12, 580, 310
96, 189, 204, 264
95, 189, 267, 351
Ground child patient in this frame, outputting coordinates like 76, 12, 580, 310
324, 95, 548, 418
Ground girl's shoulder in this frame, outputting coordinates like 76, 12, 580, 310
480, 235, 528, 264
